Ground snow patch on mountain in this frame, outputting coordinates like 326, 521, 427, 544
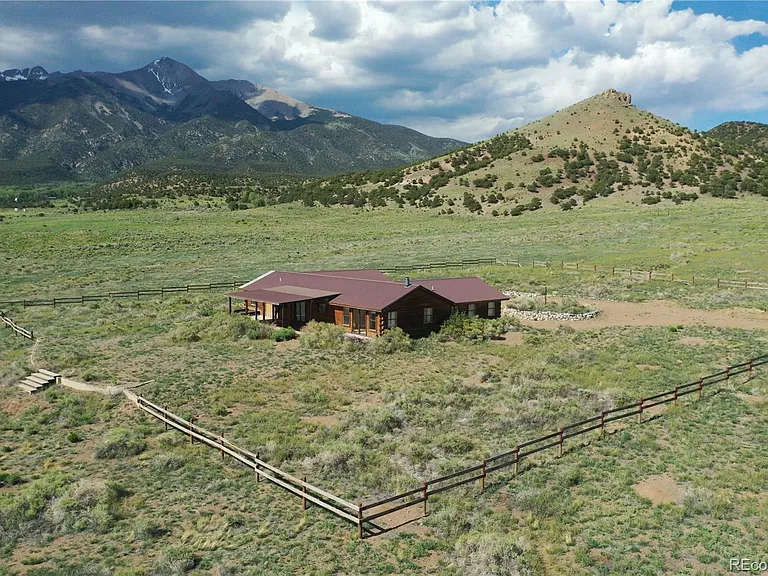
2, 66, 48, 81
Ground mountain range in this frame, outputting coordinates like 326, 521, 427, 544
0, 57, 464, 184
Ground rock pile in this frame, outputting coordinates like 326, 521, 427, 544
504, 308, 600, 322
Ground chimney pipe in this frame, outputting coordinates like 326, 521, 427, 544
405, 276, 411, 287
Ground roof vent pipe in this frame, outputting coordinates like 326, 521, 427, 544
404, 276, 411, 287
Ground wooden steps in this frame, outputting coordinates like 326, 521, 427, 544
16, 369, 60, 395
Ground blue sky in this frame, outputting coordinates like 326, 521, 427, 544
1, 0, 766, 141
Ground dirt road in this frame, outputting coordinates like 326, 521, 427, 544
513, 299, 768, 331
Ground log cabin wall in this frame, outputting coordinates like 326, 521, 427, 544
452, 300, 503, 319
382, 288, 452, 338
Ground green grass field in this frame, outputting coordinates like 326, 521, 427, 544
1, 195, 768, 301
1, 196, 767, 575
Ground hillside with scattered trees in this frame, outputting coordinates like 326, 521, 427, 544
19, 89, 768, 215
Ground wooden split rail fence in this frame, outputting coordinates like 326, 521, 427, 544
3, 256, 767, 308
531, 260, 768, 291
0, 281, 245, 308
127, 355, 766, 539
378, 257, 497, 274
0, 311, 33, 339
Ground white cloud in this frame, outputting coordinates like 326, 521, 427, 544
7, 0, 767, 141
0, 27, 58, 70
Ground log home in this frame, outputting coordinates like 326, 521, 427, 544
228, 269, 506, 338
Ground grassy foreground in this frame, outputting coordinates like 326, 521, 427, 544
1, 290, 766, 574
1, 197, 767, 575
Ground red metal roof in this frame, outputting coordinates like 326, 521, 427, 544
233, 270, 504, 310
228, 288, 339, 304
306, 269, 389, 281
411, 277, 507, 304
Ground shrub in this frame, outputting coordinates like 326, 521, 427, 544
169, 323, 203, 343
67, 431, 82, 443
370, 327, 413, 354
439, 313, 517, 342
0, 472, 24, 487
271, 327, 297, 342
94, 428, 146, 459
0, 472, 70, 543
454, 533, 533, 576
246, 323, 273, 340
131, 518, 166, 541
47, 478, 130, 534
300, 321, 345, 350
151, 452, 188, 472
154, 546, 197, 575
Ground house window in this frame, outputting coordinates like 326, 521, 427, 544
450, 305, 459, 316
368, 312, 377, 331
488, 301, 496, 317
387, 311, 397, 328
296, 301, 307, 322
319, 302, 327, 315
423, 307, 434, 325
468, 303, 477, 317
343, 307, 350, 326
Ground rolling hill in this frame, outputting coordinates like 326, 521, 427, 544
0, 58, 465, 185
706, 121, 768, 153
270, 89, 768, 216
18, 88, 768, 213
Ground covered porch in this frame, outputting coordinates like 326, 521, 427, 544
228, 286, 340, 329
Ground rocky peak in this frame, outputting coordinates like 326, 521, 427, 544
598, 88, 632, 105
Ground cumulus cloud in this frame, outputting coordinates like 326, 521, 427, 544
2, 0, 767, 141
307, 1, 361, 41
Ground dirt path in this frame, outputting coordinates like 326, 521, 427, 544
513, 299, 768, 331
60, 377, 149, 396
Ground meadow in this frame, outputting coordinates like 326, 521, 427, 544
1, 195, 768, 301
1, 196, 767, 575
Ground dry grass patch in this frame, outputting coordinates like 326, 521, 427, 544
633, 474, 686, 505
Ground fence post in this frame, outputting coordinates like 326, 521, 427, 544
576, 262, 579, 271
53, 298, 56, 308
220, 436, 224, 459
648, 271, 652, 280
164, 407, 168, 431
749, 359, 753, 380
671, 273, 675, 282
558, 428, 564, 457
302, 477, 307, 510
599, 411, 605, 437
726, 367, 730, 386
256, 452, 261, 482
612, 267, 615, 275
717, 278, 720, 289
692, 275, 695, 285
593, 265, 597, 272
422, 482, 428, 516
673, 387, 678, 406
638, 398, 643, 423
745, 280, 748, 289
698, 378, 703, 399
189, 417, 194, 444
358, 503, 363, 540
514, 445, 520, 476
481, 460, 487, 493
